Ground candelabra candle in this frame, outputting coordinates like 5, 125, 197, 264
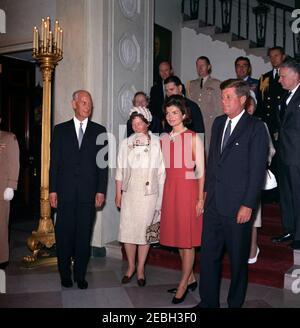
48, 31, 53, 53
54, 20, 59, 51
41, 18, 45, 51
33, 26, 38, 53
59, 29, 63, 54
43, 22, 47, 53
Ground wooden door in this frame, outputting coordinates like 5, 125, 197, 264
0, 55, 41, 221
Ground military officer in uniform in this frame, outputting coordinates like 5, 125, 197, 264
255, 47, 286, 203
0, 115, 20, 269
255, 47, 286, 143
187, 56, 222, 157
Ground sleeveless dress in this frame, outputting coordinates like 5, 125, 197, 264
160, 130, 203, 248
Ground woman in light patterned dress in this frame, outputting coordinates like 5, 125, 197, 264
115, 107, 165, 287
246, 91, 276, 264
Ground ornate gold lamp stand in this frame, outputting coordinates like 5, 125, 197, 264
23, 17, 63, 267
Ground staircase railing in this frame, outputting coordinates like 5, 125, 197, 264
181, 0, 298, 60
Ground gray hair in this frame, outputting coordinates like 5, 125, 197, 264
72, 90, 92, 101
280, 58, 300, 76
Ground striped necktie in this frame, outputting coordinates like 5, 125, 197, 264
78, 122, 84, 148
221, 120, 232, 153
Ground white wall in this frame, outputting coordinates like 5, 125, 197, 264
181, 27, 271, 86
154, 0, 182, 78
0, 0, 56, 53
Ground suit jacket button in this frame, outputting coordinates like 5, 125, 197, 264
267, 105, 270, 108
145, 181, 150, 186
277, 96, 281, 99
267, 97, 271, 100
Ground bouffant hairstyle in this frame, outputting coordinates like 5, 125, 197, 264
163, 95, 192, 126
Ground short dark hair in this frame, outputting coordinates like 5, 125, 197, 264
267, 46, 285, 56
220, 79, 250, 98
235, 56, 252, 75
280, 57, 300, 76
132, 91, 148, 106
196, 56, 211, 65
196, 56, 212, 74
163, 95, 191, 126
129, 112, 150, 125
164, 75, 182, 86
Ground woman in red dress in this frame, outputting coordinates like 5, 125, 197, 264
160, 95, 205, 304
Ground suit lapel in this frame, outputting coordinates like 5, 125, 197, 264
283, 87, 300, 124
68, 119, 79, 147
80, 120, 92, 150
221, 112, 249, 156
216, 116, 227, 158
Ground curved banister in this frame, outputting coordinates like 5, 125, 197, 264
181, 0, 298, 59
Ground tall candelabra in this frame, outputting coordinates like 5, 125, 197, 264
23, 17, 63, 267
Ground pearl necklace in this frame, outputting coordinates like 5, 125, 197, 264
169, 127, 187, 142
132, 133, 150, 147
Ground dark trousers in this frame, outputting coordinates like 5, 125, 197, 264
199, 197, 252, 308
55, 201, 95, 282
279, 161, 300, 240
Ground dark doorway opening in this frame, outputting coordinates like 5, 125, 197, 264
0, 54, 42, 223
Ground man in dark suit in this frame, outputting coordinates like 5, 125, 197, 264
164, 75, 205, 134
234, 56, 259, 93
271, 59, 300, 249
149, 61, 173, 129
149, 62, 186, 133
49, 90, 108, 289
196, 79, 268, 308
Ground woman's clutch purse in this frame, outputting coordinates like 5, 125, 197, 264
263, 169, 277, 190
145, 210, 161, 244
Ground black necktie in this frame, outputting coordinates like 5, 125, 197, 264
221, 120, 232, 153
280, 91, 292, 121
200, 78, 203, 89
274, 69, 279, 81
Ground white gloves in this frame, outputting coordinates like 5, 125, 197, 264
3, 188, 14, 201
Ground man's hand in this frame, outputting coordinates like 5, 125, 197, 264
237, 205, 252, 224
3, 188, 14, 201
95, 193, 105, 208
49, 192, 58, 208
0, 143, 6, 155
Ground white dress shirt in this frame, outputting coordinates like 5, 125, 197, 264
273, 68, 279, 79
73, 117, 88, 139
221, 110, 245, 151
286, 83, 300, 105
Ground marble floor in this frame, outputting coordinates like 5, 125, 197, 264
1, 220, 300, 308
